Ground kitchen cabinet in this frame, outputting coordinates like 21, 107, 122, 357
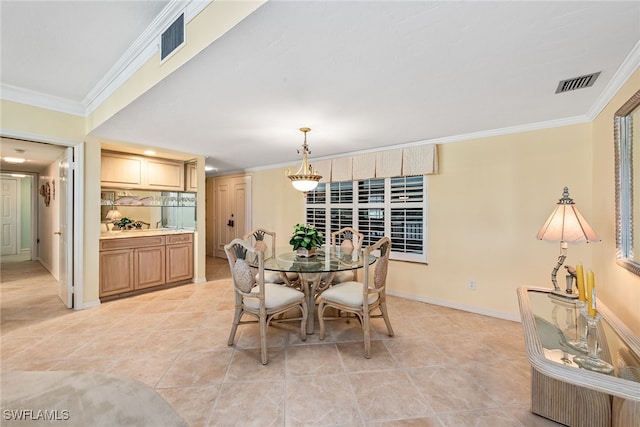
101, 151, 184, 191
146, 158, 185, 191
135, 245, 166, 289
166, 234, 193, 283
99, 249, 135, 296
99, 233, 193, 298
185, 162, 197, 192
101, 152, 144, 188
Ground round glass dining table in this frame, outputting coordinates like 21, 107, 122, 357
248, 246, 376, 334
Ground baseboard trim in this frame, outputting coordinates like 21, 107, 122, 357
386, 289, 521, 323
75, 299, 101, 310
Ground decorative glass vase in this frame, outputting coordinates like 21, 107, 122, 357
567, 301, 589, 353
572, 313, 615, 374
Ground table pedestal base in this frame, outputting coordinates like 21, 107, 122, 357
298, 272, 335, 334
531, 369, 611, 427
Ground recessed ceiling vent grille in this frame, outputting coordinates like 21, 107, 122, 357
161, 13, 185, 61
555, 72, 601, 94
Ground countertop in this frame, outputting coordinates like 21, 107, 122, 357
100, 229, 195, 240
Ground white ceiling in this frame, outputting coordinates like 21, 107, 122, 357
1, 1, 639, 175
0, 138, 67, 174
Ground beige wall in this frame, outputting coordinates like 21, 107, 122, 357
80, 137, 102, 304
249, 124, 595, 320
250, 168, 307, 240
1, 100, 85, 142
244, 72, 640, 334
37, 161, 61, 279
401, 123, 596, 317
592, 68, 640, 335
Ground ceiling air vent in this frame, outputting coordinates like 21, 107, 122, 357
161, 13, 185, 61
555, 72, 601, 94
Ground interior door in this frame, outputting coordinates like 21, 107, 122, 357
214, 175, 249, 258
57, 148, 73, 308
0, 178, 18, 255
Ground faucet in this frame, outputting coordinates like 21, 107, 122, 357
156, 221, 163, 229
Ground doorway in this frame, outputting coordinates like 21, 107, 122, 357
0, 138, 78, 309
212, 174, 252, 258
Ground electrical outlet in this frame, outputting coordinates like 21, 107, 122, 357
468, 280, 477, 290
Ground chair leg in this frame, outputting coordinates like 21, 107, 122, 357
300, 301, 308, 341
228, 307, 243, 346
317, 300, 326, 340
379, 301, 394, 337
363, 311, 371, 359
259, 316, 268, 365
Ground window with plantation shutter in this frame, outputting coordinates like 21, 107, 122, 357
306, 208, 326, 234
305, 176, 428, 263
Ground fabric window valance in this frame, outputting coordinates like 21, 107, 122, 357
297, 144, 438, 184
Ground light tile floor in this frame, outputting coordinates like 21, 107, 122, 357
0, 255, 562, 426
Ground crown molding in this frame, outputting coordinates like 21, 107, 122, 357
587, 40, 640, 120
1, 1, 212, 118
412, 116, 592, 147
0, 84, 85, 117
83, 1, 211, 114
83, 0, 211, 115
241, 115, 591, 175
0, 128, 82, 146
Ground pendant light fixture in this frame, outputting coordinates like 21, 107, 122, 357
287, 127, 322, 193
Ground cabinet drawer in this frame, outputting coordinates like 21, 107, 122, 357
100, 235, 165, 251
166, 234, 193, 245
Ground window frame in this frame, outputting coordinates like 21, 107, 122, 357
305, 176, 428, 263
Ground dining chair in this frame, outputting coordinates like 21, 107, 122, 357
317, 236, 394, 358
328, 227, 365, 284
224, 238, 308, 364
243, 228, 299, 286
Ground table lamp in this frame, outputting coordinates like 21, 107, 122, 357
536, 187, 600, 298
105, 208, 122, 222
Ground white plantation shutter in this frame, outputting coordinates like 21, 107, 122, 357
305, 175, 427, 263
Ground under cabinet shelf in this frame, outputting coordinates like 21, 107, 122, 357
100, 195, 196, 207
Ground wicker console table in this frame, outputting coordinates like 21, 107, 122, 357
517, 287, 639, 427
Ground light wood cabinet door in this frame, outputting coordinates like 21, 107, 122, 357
100, 249, 135, 296
186, 162, 197, 192
166, 238, 193, 283
146, 158, 184, 190
101, 152, 144, 188
101, 151, 185, 190
134, 245, 166, 290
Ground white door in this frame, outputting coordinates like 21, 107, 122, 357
57, 148, 73, 308
214, 175, 250, 258
0, 178, 18, 255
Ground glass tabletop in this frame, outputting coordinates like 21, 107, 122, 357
249, 246, 376, 273
527, 289, 640, 383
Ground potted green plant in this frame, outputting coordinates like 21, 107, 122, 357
289, 223, 323, 257
114, 217, 133, 230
